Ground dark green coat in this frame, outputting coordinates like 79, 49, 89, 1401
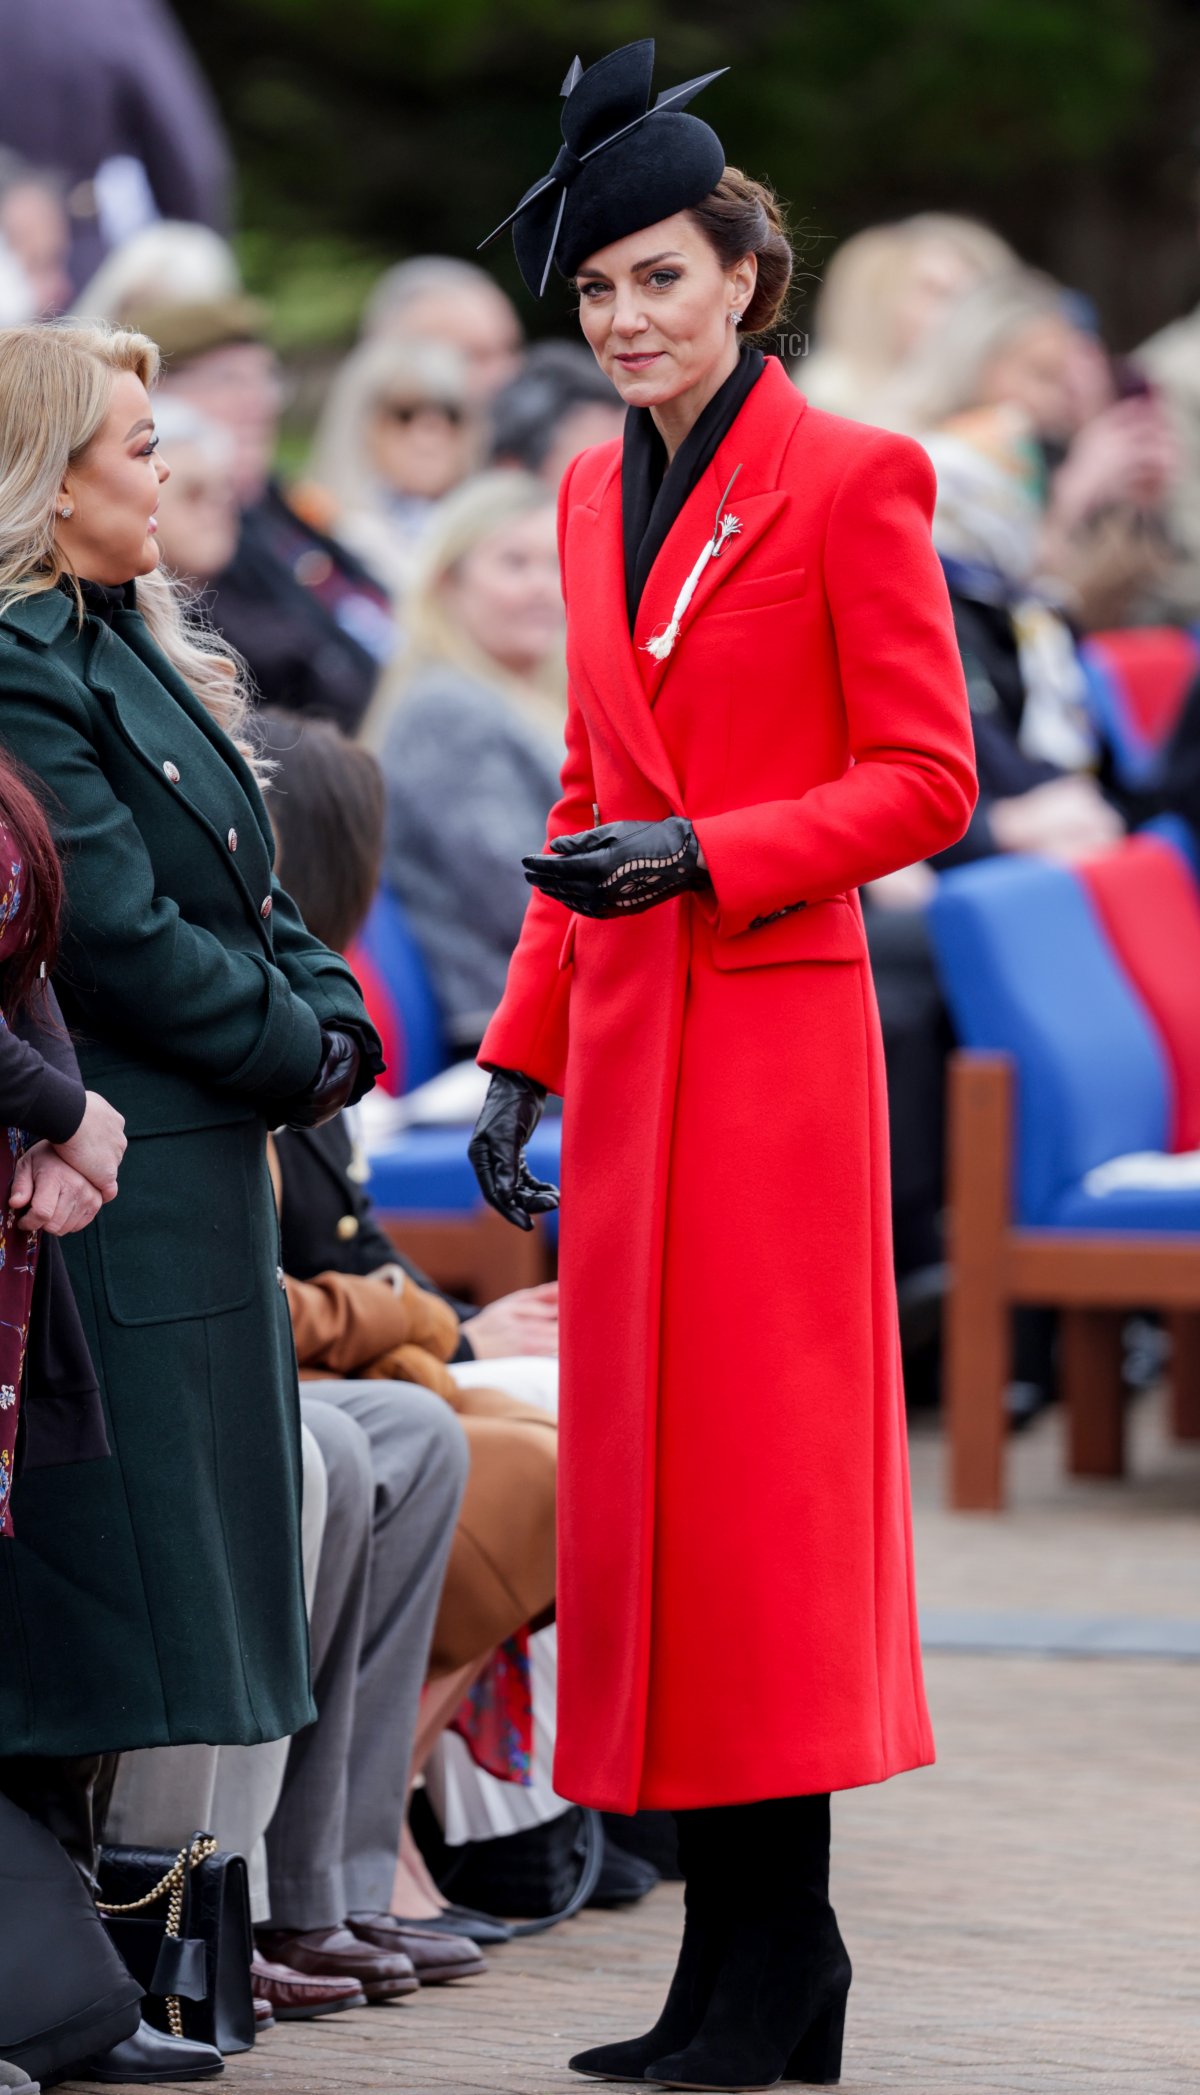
0, 584, 380, 1756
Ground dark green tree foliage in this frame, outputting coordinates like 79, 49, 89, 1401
173, 0, 1200, 345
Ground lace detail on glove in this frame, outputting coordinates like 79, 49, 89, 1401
598, 836, 693, 908
523, 817, 708, 919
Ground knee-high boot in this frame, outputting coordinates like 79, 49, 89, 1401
645, 1794, 851, 2091
568, 1808, 738, 2081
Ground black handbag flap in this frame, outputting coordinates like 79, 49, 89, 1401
97, 1845, 182, 1907
150, 1934, 208, 2001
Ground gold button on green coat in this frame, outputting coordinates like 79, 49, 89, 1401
0, 585, 381, 1757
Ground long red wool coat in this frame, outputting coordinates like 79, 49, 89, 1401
480, 356, 978, 1813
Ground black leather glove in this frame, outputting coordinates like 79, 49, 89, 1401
330, 1014, 386, 1101
468, 1068, 560, 1231
281, 1027, 362, 1130
522, 817, 709, 918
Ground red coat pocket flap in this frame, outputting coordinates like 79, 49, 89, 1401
558, 915, 579, 969
709, 563, 808, 617
709, 897, 866, 969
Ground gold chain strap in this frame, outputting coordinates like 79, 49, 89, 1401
97, 1835, 218, 2038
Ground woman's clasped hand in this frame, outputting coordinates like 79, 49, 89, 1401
11, 1088, 127, 1236
522, 815, 709, 917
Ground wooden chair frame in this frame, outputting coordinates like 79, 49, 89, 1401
944, 1052, 1200, 1509
380, 1205, 554, 1305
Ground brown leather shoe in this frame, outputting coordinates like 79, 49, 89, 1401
345, 1911, 487, 1983
251, 1949, 367, 2021
255, 1926, 418, 2003
252, 1992, 276, 2031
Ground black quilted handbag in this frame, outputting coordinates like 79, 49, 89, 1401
96, 1831, 255, 2055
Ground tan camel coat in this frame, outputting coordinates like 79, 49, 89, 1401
282, 1255, 556, 1676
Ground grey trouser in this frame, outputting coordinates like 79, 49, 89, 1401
266, 1381, 467, 1929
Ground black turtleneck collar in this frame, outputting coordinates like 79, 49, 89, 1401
621, 342, 766, 633
60, 575, 138, 625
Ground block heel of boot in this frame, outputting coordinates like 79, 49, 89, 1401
784, 1982, 847, 2085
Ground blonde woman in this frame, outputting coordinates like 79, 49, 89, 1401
369, 470, 565, 1053
0, 322, 382, 2080
307, 335, 480, 602
805, 212, 1018, 422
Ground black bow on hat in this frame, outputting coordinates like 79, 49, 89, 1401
478, 39, 728, 298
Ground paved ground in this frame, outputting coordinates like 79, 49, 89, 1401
67, 1388, 1200, 2093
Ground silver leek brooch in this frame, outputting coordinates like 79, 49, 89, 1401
642, 464, 743, 662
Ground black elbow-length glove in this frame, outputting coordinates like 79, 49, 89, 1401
522, 817, 708, 918
469, 1068, 560, 1231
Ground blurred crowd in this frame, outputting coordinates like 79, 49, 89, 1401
3, 1, 1200, 2082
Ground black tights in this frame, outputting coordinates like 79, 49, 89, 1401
672, 1793, 831, 1911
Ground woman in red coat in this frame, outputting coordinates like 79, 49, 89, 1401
470, 42, 977, 2092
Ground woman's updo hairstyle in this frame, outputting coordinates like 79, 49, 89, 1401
687, 168, 793, 337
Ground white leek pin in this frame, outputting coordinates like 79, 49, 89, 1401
642, 464, 744, 662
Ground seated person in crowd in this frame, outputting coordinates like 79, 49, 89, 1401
866, 400, 1122, 1291
0, 148, 71, 319
265, 707, 565, 1919
140, 294, 394, 729
262, 707, 558, 1375
802, 212, 1018, 422
360, 255, 523, 407
880, 266, 1178, 634
144, 393, 240, 595
366, 472, 566, 1055
73, 220, 241, 326
921, 402, 1126, 868
266, 710, 557, 1939
303, 336, 480, 607
487, 339, 624, 490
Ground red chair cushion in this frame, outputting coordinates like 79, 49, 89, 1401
1080, 835, 1200, 1152
1085, 627, 1199, 747
345, 940, 405, 1097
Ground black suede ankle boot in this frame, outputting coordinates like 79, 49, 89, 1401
568, 1810, 733, 2082
645, 1795, 851, 2092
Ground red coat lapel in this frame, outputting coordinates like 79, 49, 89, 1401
635, 485, 791, 708
565, 359, 808, 798
566, 477, 685, 812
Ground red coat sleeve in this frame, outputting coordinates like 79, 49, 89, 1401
693, 429, 978, 936
477, 456, 597, 1094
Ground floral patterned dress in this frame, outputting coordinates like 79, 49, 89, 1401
0, 835, 40, 1536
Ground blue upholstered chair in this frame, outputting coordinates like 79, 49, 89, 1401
928, 854, 1200, 1507
1077, 626, 1200, 790
356, 886, 558, 1301
357, 886, 449, 1095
